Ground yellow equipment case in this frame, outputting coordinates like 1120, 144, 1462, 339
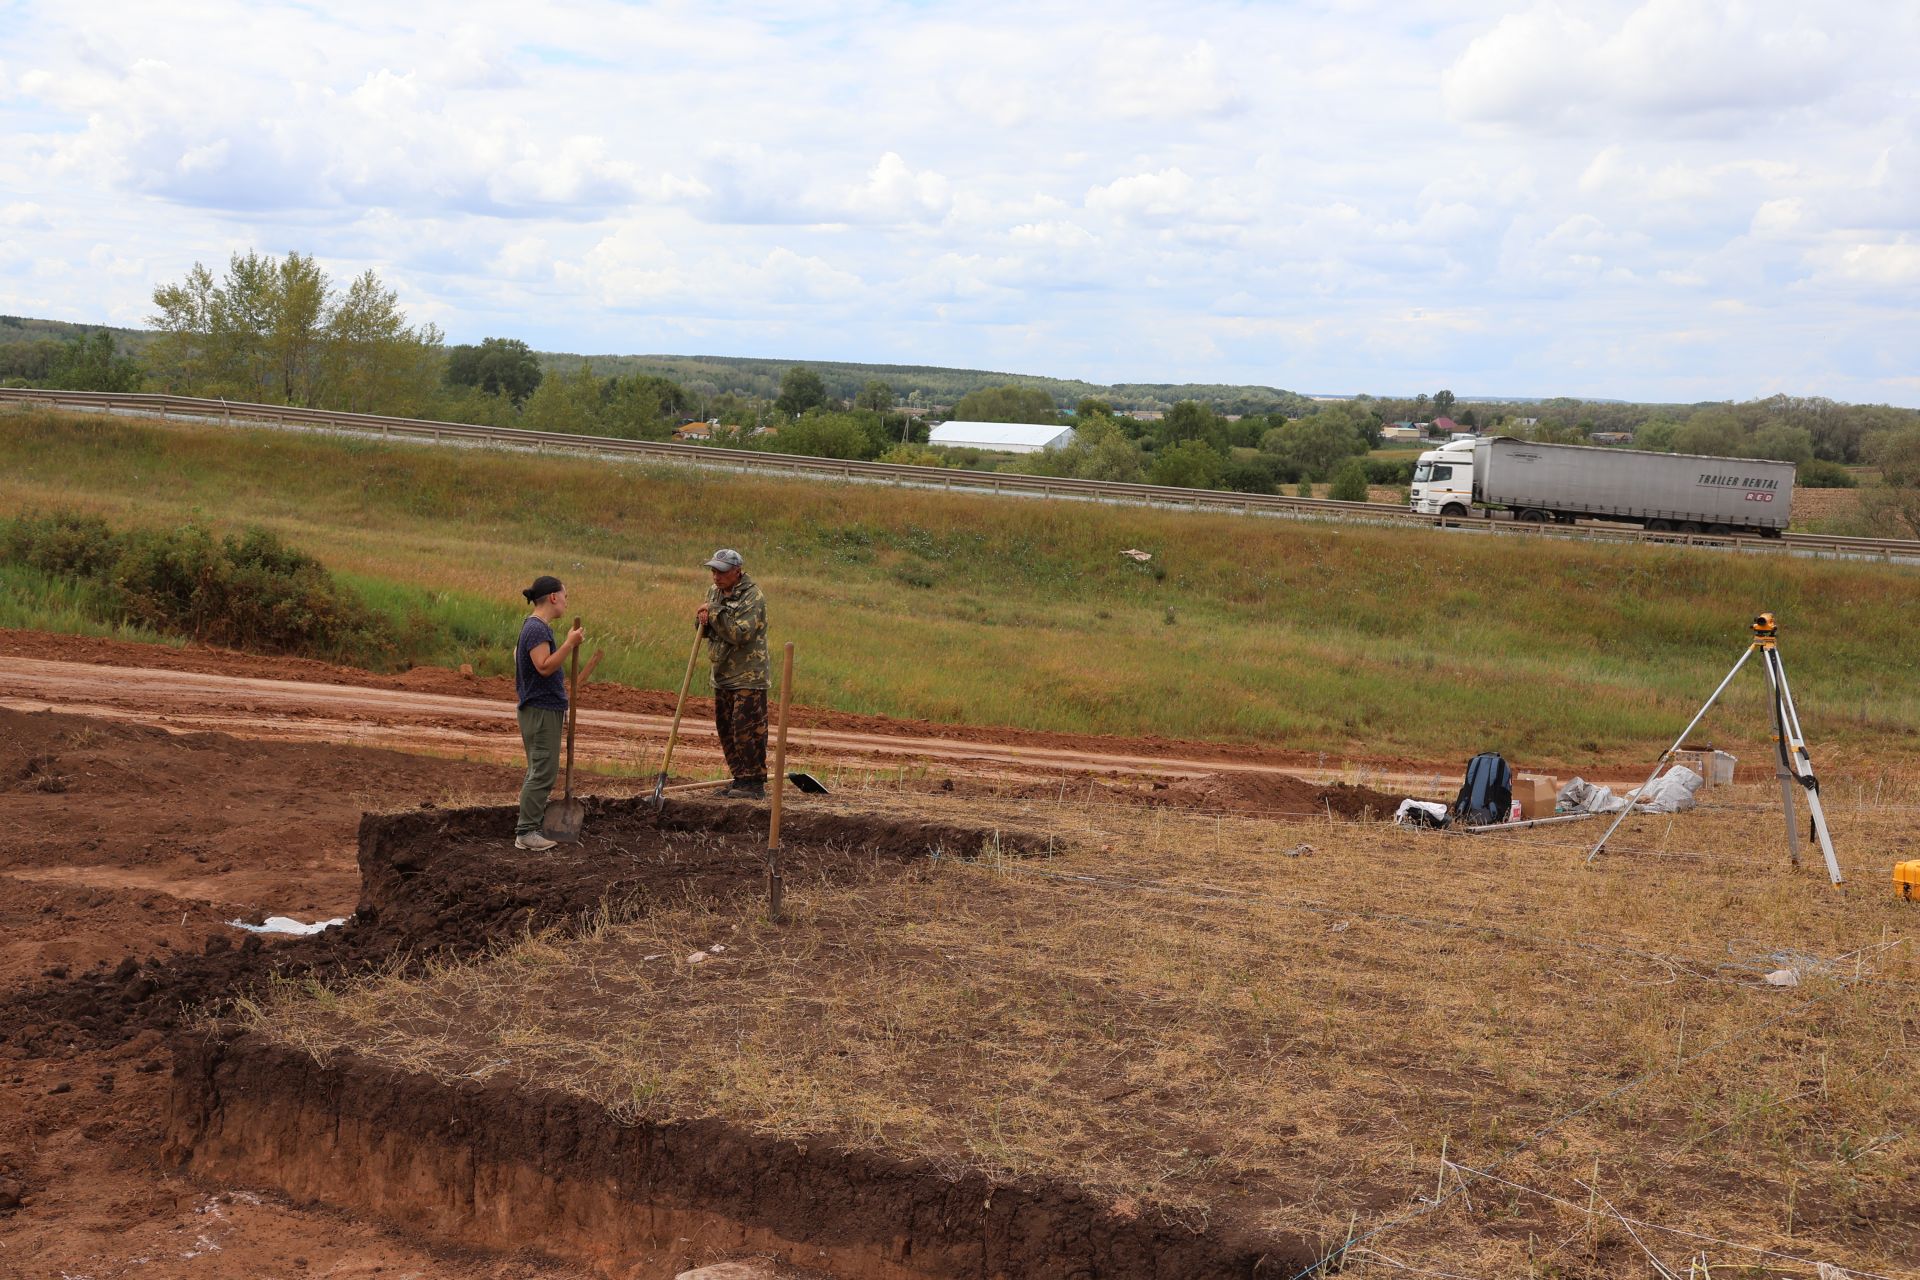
1896, 861, 1920, 901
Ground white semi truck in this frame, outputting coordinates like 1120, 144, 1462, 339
1407, 436, 1794, 537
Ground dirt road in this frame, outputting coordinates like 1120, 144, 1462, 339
3, 647, 1496, 797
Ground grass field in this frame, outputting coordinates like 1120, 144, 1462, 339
241, 782, 1920, 1276
2, 405, 1917, 763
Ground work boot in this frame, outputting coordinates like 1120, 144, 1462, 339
515, 831, 558, 852
721, 778, 767, 800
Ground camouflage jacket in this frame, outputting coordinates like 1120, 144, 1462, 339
704, 574, 769, 692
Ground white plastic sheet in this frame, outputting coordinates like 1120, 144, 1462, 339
227, 915, 348, 936
1558, 766, 1703, 816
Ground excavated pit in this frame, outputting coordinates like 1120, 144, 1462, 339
161, 798, 1310, 1278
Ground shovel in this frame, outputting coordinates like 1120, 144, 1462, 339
649, 623, 707, 813
542, 618, 589, 844
651, 771, 828, 799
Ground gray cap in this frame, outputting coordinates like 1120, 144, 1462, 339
703, 548, 743, 571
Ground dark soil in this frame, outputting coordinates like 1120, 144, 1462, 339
1, 793, 1046, 1054
171, 1032, 1317, 1278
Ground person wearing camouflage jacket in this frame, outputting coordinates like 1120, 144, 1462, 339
696, 548, 769, 799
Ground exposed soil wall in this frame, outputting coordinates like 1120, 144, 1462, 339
168, 1032, 1309, 1279
154, 799, 1310, 1278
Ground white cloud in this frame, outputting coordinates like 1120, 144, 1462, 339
1444, 0, 1852, 133
1085, 168, 1198, 223
0, 0, 1914, 403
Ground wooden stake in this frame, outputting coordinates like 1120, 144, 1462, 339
767, 642, 794, 923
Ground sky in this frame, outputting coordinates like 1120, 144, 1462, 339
2, 0, 1917, 404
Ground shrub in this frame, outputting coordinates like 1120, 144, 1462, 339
1219, 456, 1283, 494
1328, 458, 1370, 502
1364, 457, 1416, 485
1796, 459, 1856, 488
0, 511, 404, 666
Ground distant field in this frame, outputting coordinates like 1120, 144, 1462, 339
2, 405, 1916, 764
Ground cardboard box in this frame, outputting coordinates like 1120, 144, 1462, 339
1516, 774, 1559, 821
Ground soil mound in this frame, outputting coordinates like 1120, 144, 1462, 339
1152, 771, 1401, 819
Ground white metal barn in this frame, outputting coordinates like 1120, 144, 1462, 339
928, 421, 1076, 453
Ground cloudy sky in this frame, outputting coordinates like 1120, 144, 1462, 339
2, 0, 1916, 403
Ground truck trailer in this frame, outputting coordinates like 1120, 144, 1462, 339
1407, 436, 1793, 536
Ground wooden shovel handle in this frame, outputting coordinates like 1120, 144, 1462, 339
659, 622, 705, 780
562, 618, 581, 801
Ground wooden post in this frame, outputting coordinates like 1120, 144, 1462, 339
767, 642, 795, 922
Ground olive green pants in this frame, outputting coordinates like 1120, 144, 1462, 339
517, 705, 565, 834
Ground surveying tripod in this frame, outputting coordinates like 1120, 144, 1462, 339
1587, 613, 1842, 884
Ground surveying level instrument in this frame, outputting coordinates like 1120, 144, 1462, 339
1587, 612, 1842, 884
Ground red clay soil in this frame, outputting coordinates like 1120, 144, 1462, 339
1137, 771, 1402, 819
0, 711, 1054, 1279
0, 706, 604, 1278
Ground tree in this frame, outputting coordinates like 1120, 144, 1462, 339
761, 412, 875, 460
950, 384, 1056, 423
1008, 414, 1147, 483
854, 379, 895, 412
1148, 439, 1226, 489
1328, 457, 1370, 502
1433, 389, 1457, 419
149, 250, 441, 413
521, 362, 605, 436
1861, 427, 1920, 536
1261, 408, 1368, 480
775, 366, 829, 417
1158, 400, 1228, 453
1745, 422, 1814, 466
1672, 410, 1744, 458
324, 271, 442, 415
446, 338, 543, 403
48, 330, 143, 392
1075, 396, 1114, 419
1635, 418, 1680, 452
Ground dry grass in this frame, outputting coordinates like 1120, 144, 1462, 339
243, 780, 1920, 1277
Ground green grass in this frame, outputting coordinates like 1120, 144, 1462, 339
2, 405, 1916, 763
0, 562, 180, 646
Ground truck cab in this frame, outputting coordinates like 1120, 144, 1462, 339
1408, 438, 1476, 516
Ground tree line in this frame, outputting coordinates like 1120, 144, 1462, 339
4, 250, 1919, 531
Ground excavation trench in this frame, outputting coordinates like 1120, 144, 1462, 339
149, 798, 1309, 1279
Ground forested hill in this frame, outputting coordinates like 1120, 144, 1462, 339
2, 311, 1311, 414
540, 350, 1318, 415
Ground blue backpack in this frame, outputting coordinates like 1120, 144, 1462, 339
1451, 753, 1513, 827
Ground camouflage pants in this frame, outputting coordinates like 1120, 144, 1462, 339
714, 688, 768, 785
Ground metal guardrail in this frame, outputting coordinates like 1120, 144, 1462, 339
3, 387, 1915, 561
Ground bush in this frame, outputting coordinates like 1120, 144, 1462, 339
0, 511, 406, 666
1328, 458, 1370, 502
1364, 457, 1416, 485
1219, 456, 1283, 494
1796, 459, 1856, 488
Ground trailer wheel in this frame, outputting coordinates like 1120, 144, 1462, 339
1678, 521, 1703, 533
1441, 503, 1468, 518
1707, 523, 1731, 536
1644, 519, 1672, 532
1516, 508, 1550, 523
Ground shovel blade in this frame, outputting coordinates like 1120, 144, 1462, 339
786, 772, 829, 795
543, 798, 587, 844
